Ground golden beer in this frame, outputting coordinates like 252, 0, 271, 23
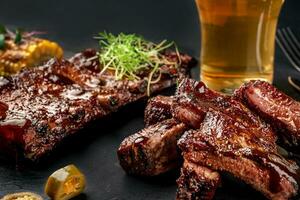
196, 0, 284, 92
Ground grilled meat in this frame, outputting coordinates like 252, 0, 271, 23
175, 79, 300, 200
235, 80, 300, 148
176, 158, 221, 200
178, 114, 299, 200
119, 78, 300, 199
172, 79, 277, 150
144, 95, 174, 127
0, 49, 194, 161
119, 94, 185, 176
118, 119, 188, 176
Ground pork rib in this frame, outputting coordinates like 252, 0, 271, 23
119, 95, 183, 176
0, 49, 195, 161
178, 113, 299, 200
117, 78, 300, 199
176, 156, 221, 200
118, 119, 188, 176
144, 95, 174, 127
172, 79, 277, 150
175, 79, 300, 200
235, 80, 300, 148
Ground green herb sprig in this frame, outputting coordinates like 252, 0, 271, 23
0, 25, 23, 50
0, 25, 37, 50
14, 28, 22, 44
0, 24, 7, 50
94, 32, 181, 96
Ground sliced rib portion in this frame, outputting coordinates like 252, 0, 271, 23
175, 79, 300, 200
118, 119, 188, 176
182, 151, 298, 200
178, 111, 299, 200
117, 78, 300, 199
144, 95, 174, 127
172, 79, 276, 151
235, 80, 300, 147
0, 49, 194, 161
176, 159, 221, 200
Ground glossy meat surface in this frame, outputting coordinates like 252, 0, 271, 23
235, 80, 300, 147
144, 95, 174, 127
176, 79, 300, 200
0, 49, 194, 161
182, 151, 298, 200
118, 119, 187, 176
178, 113, 299, 200
118, 78, 300, 199
172, 79, 277, 152
176, 159, 221, 200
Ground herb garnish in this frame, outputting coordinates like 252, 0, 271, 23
0, 24, 7, 50
0, 34, 4, 50
0, 24, 6, 34
14, 28, 22, 44
94, 32, 181, 96
0, 25, 37, 50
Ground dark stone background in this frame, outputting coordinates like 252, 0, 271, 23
0, 0, 299, 199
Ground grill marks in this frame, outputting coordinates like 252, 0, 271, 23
118, 119, 188, 176
0, 49, 194, 161
175, 80, 299, 199
235, 80, 300, 148
144, 95, 174, 127
118, 78, 300, 200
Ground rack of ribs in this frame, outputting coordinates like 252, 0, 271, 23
0, 49, 195, 162
118, 78, 300, 200
235, 80, 300, 148
173, 79, 299, 199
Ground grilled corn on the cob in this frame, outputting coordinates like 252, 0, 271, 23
0, 37, 63, 76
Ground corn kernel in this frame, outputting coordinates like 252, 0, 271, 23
0, 37, 63, 75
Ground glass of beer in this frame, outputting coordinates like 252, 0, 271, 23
195, 0, 285, 93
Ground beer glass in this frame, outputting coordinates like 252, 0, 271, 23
196, 0, 285, 93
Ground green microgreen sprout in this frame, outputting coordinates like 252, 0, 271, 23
94, 32, 181, 96
0, 25, 39, 50
14, 28, 22, 44
0, 24, 6, 50
0, 34, 4, 50
0, 24, 7, 34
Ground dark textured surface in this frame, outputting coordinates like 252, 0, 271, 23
0, 0, 300, 199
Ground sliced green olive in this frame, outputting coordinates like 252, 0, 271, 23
1, 192, 43, 200
45, 164, 86, 200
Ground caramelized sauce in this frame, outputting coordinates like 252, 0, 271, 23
247, 150, 300, 193
0, 48, 189, 161
61, 87, 92, 101
0, 101, 8, 119
210, 148, 300, 194
0, 119, 31, 144
134, 136, 149, 146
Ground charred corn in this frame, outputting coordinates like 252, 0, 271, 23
0, 37, 63, 76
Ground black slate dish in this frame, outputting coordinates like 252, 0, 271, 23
0, 0, 300, 199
